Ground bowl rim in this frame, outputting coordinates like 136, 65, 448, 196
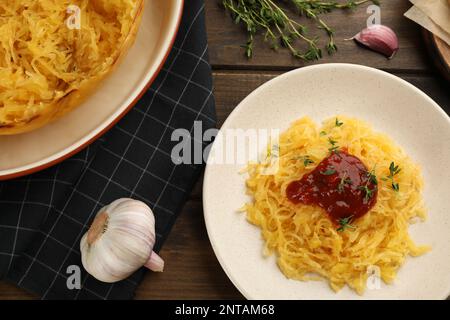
203, 63, 450, 300
0, 0, 184, 181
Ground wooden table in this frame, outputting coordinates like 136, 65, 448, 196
1, 0, 449, 300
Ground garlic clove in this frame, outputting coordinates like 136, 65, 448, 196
349, 25, 399, 59
145, 251, 165, 272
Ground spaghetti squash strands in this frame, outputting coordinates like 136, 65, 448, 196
243, 116, 430, 294
0, 0, 144, 134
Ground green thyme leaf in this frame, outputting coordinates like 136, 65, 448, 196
320, 168, 336, 176
337, 215, 356, 232
303, 156, 314, 167
392, 182, 399, 192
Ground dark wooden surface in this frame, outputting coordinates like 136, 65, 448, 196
1, 0, 449, 300
423, 30, 450, 82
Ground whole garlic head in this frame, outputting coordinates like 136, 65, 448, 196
80, 198, 164, 283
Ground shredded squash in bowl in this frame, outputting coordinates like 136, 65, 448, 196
0, 0, 144, 134
243, 116, 430, 294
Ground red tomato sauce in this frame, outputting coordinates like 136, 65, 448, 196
286, 150, 377, 223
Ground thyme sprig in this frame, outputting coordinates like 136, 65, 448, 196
337, 215, 356, 232
328, 137, 339, 154
292, 155, 315, 167
382, 162, 401, 192
223, 0, 321, 60
358, 166, 378, 201
366, 166, 378, 185
337, 172, 352, 193
358, 185, 376, 201
222, 0, 379, 60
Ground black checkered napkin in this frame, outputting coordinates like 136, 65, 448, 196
0, 0, 215, 300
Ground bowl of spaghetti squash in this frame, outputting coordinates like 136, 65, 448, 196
0, 0, 183, 178
203, 63, 450, 299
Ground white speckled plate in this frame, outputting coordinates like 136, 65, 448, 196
203, 63, 450, 300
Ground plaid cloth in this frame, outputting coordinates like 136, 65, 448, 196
0, 0, 215, 300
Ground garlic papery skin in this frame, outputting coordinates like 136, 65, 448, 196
80, 198, 164, 283
350, 25, 399, 59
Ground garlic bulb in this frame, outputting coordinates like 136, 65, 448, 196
80, 198, 164, 283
